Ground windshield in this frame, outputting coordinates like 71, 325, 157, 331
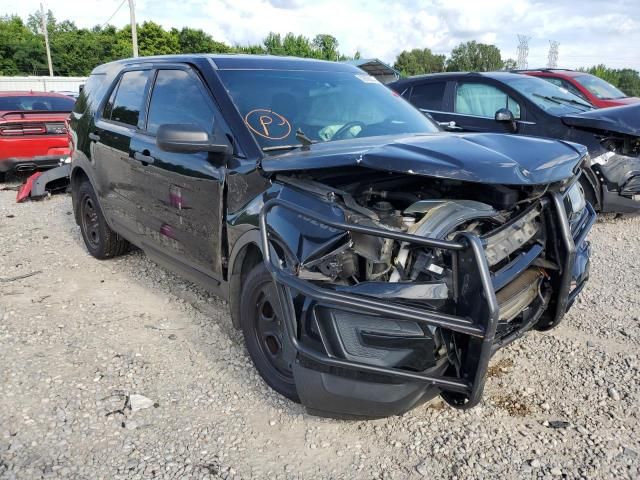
0, 95, 75, 112
574, 74, 626, 100
217, 69, 439, 150
501, 75, 594, 115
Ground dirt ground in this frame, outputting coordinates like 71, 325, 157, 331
1, 185, 639, 479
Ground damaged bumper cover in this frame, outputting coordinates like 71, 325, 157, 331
259, 191, 596, 418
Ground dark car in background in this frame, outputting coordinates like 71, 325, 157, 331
0, 91, 75, 181
69, 55, 594, 418
517, 69, 640, 108
390, 72, 640, 213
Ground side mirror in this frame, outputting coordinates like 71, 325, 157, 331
494, 108, 517, 133
157, 124, 230, 154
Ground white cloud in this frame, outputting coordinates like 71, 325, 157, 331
8, 0, 640, 69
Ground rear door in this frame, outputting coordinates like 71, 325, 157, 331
92, 68, 152, 240
129, 65, 229, 279
448, 80, 523, 133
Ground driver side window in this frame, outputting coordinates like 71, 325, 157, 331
455, 82, 521, 119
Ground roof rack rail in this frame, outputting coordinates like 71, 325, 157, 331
510, 68, 575, 73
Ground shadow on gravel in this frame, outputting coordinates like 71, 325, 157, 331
57, 199, 314, 417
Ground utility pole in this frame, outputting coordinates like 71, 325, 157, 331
128, 0, 139, 57
40, 3, 53, 76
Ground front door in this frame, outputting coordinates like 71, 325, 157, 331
449, 81, 523, 133
130, 66, 229, 279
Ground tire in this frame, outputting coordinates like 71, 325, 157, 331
240, 263, 300, 402
0, 172, 6, 183
76, 179, 130, 259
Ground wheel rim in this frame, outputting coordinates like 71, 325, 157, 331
251, 282, 293, 382
81, 195, 100, 250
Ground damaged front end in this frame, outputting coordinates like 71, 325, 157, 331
258, 172, 595, 417
564, 103, 640, 213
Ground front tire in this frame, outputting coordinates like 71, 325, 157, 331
76, 180, 130, 259
240, 263, 299, 402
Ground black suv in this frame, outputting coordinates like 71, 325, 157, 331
390, 72, 640, 214
70, 55, 595, 418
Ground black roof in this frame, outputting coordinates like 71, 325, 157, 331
390, 71, 526, 87
92, 54, 362, 74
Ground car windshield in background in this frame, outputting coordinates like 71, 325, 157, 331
574, 74, 627, 100
217, 69, 439, 151
0, 95, 75, 112
501, 76, 594, 115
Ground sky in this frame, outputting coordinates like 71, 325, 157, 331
4, 0, 640, 70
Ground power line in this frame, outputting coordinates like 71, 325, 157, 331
100, 0, 127, 28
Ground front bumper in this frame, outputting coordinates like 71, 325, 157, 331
260, 192, 596, 417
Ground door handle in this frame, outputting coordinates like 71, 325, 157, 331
439, 121, 462, 131
133, 151, 155, 165
88, 132, 100, 142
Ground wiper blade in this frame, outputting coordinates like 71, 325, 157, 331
551, 96, 592, 109
262, 144, 304, 152
532, 93, 563, 105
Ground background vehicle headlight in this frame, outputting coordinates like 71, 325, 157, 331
565, 181, 586, 222
591, 151, 616, 165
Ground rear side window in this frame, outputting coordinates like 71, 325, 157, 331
73, 74, 107, 115
105, 70, 151, 127
146, 69, 214, 135
410, 82, 447, 111
455, 82, 521, 119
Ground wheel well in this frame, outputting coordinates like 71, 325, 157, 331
229, 242, 264, 329
70, 167, 90, 224
579, 173, 599, 210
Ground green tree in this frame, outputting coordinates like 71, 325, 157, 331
312, 34, 339, 60
0, 15, 47, 75
175, 27, 230, 54
393, 48, 445, 76
616, 69, 640, 97
502, 58, 517, 70
446, 41, 503, 72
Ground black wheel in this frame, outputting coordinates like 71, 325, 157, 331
0, 172, 6, 183
240, 263, 299, 402
76, 180, 130, 259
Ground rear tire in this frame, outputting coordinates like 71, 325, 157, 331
76, 180, 130, 259
240, 263, 300, 403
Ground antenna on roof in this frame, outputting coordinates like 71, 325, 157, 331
516, 35, 531, 69
547, 41, 559, 69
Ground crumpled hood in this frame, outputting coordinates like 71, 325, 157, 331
262, 133, 586, 185
562, 103, 640, 137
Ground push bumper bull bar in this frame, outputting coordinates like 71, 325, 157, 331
259, 192, 592, 408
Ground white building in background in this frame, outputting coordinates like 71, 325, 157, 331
0, 76, 86, 94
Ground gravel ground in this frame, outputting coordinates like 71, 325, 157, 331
0, 186, 639, 480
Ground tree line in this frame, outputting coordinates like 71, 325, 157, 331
1, 11, 639, 97
0, 11, 354, 76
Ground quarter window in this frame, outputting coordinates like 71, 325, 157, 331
455, 83, 521, 119
410, 82, 447, 111
106, 70, 151, 127
146, 69, 214, 135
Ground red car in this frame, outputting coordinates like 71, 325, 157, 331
519, 69, 640, 108
0, 91, 75, 182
